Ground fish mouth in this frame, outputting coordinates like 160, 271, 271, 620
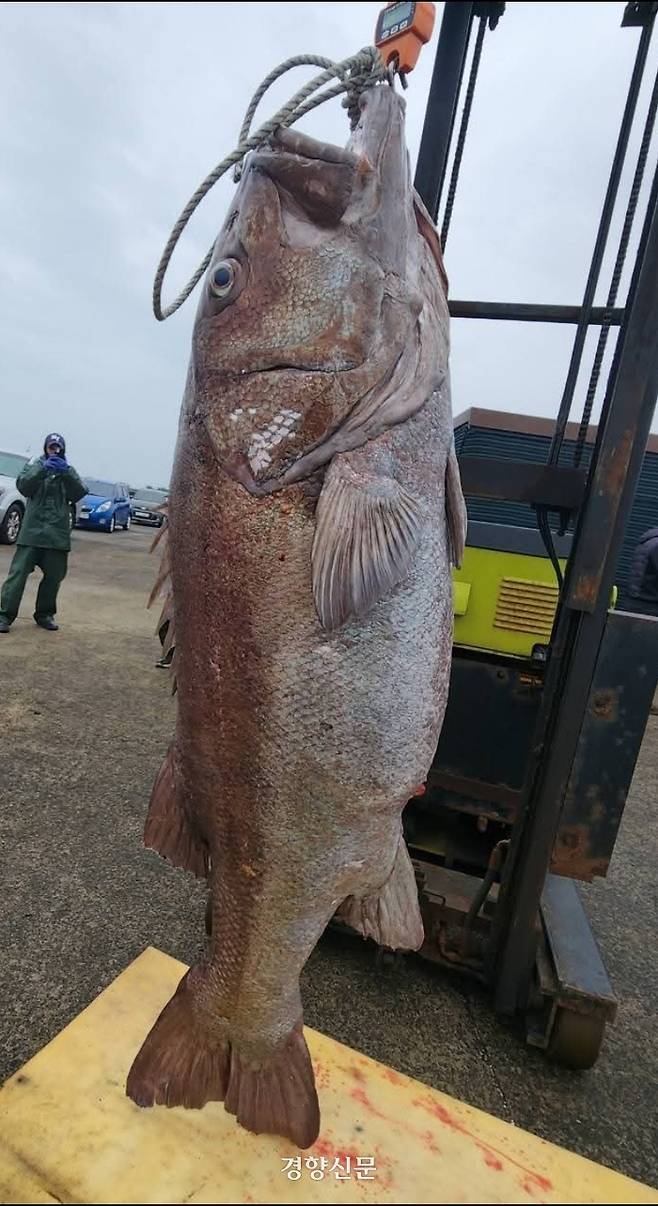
224, 359, 367, 379
249, 126, 375, 228
259, 126, 360, 169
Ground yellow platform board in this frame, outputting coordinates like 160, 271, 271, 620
1, 948, 655, 1205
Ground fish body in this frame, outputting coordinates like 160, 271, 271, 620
127, 85, 466, 1149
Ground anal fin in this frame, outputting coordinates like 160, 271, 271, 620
337, 838, 424, 951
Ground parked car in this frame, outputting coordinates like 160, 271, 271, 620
0, 449, 28, 544
130, 487, 168, 527
76, 479, 132, 532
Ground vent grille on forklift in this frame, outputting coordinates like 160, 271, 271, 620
494, 578, 559, 635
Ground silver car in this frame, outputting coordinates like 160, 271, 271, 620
0, 449, 28, 545
130, 487, 169, 527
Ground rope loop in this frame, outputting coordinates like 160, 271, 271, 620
153, 46, 386, 321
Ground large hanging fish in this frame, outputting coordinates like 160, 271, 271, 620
127, 83, 466, 1150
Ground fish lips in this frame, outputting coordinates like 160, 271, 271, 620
250, 127, 375, 229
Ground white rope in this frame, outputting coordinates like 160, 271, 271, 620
153, 46, 386, 321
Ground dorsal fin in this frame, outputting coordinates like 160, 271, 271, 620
147, 508, 177, 693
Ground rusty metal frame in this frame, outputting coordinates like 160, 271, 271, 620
494, 159, 658, 1012
448, 300, 625, 325
412, 0, 658, 1035
551, 609, 658, 879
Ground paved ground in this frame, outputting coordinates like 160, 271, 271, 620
0, 527, 656, 1189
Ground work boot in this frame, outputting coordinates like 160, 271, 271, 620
35, 615, 59, 631
0, 616, 11, 633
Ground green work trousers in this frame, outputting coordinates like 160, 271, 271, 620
0, 546, 68, 623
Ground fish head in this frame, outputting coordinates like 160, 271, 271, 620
187, 85, 448, 493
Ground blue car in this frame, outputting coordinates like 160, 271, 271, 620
76, 479, 132, 533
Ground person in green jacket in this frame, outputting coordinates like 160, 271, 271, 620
0, 433, 87, 633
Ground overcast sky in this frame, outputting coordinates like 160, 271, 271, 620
1, 2, 657, 487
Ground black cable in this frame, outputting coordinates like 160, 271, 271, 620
534, 506, 564, 591
547, 18, 654, 467
574, 64, 658, 467
440, 16, 487, 248
538, 26, 657, 584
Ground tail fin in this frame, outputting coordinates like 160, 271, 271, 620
144, 746, 209, 878
127, 973, 320, 1149
225, 1026, 319, 1149
126, 970, 229, 1109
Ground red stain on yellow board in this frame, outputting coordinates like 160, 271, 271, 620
311, 1137, 395, 1191
316, 1074, 552, 1195
521, 1175, 553, 1199
312, 1060, 330, 1090
413, 1097, 465, 1133
375, 1156, 394, 1190
312, 1137, 361, 1165
422, 1129, 441, 1156
351, 1087, 389, 1122
412, 1095, 554, 1194
346, 1090, 445, 1169
384, 1068, 404, 1086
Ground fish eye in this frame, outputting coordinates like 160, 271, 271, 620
210, 260, 236, 298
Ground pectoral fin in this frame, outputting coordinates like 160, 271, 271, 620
311, 455, 422, 631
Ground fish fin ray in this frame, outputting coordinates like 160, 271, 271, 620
128, 977, 320, 1149
312, 457, 422, 631
161, 622, 176, 656
337, 838, 424, 951
155, 593, 173, 637
144, 746, 208, 878
445, 439, 467, 568
148, 516, 172, 608
149, 512, 168, 553
224, 1025, 320, 1149
151, 522, 177, 689
127, 970, 230, 1109
147, 551, 171, 609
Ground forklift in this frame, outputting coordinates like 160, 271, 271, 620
399, 0, 658, 1068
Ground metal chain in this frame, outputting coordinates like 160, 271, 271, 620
153, 47, 386, 321
440, 15, 487, 249
574, 64, 658, 466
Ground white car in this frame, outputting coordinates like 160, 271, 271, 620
0, 450, 29, 545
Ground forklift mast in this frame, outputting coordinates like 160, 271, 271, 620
406, 0, 658, 1066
